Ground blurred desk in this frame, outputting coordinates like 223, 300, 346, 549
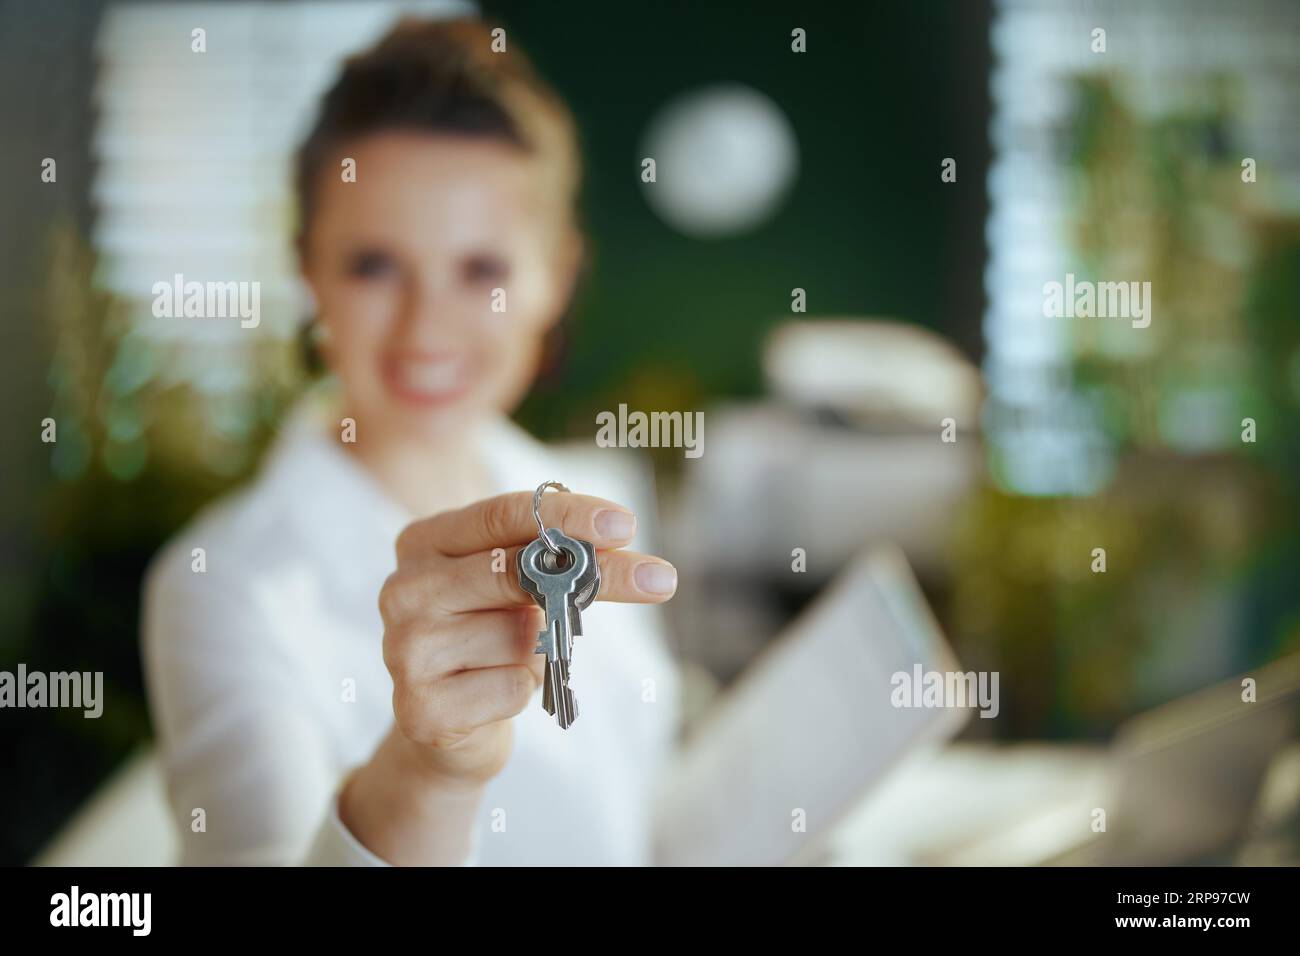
826, 741, 1300, 866
37, 740, 1300, 866
825, 742, 1105, 866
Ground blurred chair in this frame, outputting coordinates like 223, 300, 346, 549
674, 319, 982, 576
665, 319, 983, 680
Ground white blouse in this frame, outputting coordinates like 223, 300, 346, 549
141, 400, 681, 866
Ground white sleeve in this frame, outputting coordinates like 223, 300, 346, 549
300, 775, 482, 867
143, 552, 352, 866
144, 549, 482, 867
301, 775, 392, 866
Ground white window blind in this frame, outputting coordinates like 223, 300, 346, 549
91, 0, 473, 397
983, 0, 1300, 495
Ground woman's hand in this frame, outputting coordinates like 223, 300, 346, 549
339, 491, 677, 864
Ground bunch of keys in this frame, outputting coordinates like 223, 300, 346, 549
517, 481, 600, 729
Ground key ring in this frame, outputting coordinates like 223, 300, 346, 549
532, 480, 570, 557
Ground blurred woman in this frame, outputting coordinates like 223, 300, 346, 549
143, 18, 680, 866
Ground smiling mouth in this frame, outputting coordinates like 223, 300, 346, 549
386, 355, 473, 405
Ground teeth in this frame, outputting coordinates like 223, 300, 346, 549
399, 359, 464, 393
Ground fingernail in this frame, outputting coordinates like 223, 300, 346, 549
595, 509, 637, 540
634, 561, 677, 596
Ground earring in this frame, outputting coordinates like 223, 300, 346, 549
308, 318, 331, 347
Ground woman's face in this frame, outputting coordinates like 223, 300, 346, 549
301, 132, 577, 444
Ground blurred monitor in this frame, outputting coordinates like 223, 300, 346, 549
1051, 652, 1300, 866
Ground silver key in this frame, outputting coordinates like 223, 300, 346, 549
517, 527, 600, 729
518, 545, 597, 719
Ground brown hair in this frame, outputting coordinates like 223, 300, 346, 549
296, 17, 581, 244
294, 17, 584, 376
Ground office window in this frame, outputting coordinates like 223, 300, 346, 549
983, 0, 1300, 495
85, 0, 470, 473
